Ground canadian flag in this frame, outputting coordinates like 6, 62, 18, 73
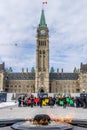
42, 2, 47, 4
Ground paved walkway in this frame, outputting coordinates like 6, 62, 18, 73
0, 105, 87, 120
0, 106, 87, 130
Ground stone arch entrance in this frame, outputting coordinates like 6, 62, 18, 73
39, 88, 44, 93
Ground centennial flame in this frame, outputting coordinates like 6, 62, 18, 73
25, 117, 32, 121
25, 112, 74, 126
33, 120, 38, 125
49, 114, 72, 123
33, 119, 49, 125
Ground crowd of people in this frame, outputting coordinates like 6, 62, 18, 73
18, 94, 87, 108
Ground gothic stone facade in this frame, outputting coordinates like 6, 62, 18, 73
0, 63, 5, 92
0, 62, 87, 93
0, 10, 87, 93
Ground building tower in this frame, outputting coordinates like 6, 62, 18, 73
35, 9, 49, 93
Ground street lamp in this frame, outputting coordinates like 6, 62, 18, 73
82, 89, 85, 93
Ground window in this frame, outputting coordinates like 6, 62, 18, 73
43, 50, 45, 54
5, 88, 8, 91
39, 41, 40, 45
43, 68, 46, 71
40, 50, 41, 54
6, 85, 9, 88
39, 67, 41, 71
76, 88, 80, 93
45, 41, 46, 46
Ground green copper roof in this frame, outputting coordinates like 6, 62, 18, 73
39, 9, 47, 27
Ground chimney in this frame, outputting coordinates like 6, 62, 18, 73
61, 68, 63, 73
22, 68, 24, 73
0, 62, 5, 71
80, 62, 83, 68
57, 68, 59, 73
26, 68, 28, 73
2, 62, 5, 70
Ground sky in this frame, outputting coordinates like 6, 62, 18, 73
0, 0, 87, 72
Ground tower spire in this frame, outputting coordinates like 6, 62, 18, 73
39, 9, 47, 27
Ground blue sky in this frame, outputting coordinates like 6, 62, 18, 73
0, 0, 87, 72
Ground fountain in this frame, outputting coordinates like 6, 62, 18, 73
11, 114, 73, 130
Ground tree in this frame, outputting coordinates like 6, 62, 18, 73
50, 67, 55, 73
31, 67, 35, 73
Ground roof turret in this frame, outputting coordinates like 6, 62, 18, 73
39, 9, 47, 27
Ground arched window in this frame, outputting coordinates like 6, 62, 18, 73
6, 85, 9, 88
19, 85, 21, 88
45, 41, 46, 46
43, 50, 45, 54
40, 50, 41, 54
39, 41, 40, 46
40, 41, 42, 46
10, 85, 13, 88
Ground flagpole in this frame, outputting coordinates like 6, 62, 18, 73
42, 2, 44, 10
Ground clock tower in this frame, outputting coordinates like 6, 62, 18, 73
35, 9, 49, 93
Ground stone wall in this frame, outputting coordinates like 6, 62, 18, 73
5, 80, 35, 93
0, 72, 4, 91
50, 79, 80, 94
79, 72, 87, 93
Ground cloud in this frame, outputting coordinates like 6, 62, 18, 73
0, 0, 87, 72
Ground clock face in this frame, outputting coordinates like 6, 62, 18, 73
40, 30, 46, 35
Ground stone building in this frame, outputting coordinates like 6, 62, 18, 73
0, 63, 5, 92
0, 9, 87, 94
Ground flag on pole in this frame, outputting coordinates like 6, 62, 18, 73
42, 2, 47, 4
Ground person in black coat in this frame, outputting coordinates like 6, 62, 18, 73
18, 97, 22, 107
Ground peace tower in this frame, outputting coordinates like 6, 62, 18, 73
35, 9, 49, 93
